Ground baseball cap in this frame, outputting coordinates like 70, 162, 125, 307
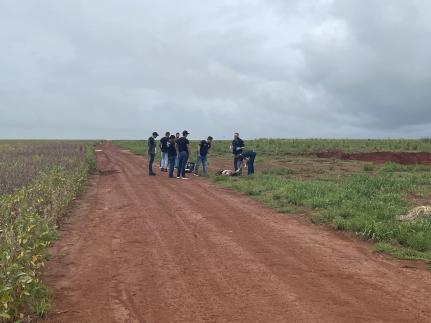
152, 132, 159, 136
182, 130, 190, 136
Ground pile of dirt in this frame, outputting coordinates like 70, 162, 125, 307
396, 206, 431, 221
316, 151, 431, 165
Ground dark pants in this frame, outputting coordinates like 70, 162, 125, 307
148, 153, 155, 175
177, 151, 189, 177
246, 152, 256, 175
168, 156, 176, 178
234, 155, 242, 172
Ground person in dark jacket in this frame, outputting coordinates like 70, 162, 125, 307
175, 132, 180, 168
241, 150, 257, 175
159, 131, 170, 172
148, 132, 159, 176
176, 130, 190, 179
230, 132, 245, 172
167, 135, 177, 178
194, 136, 213, 176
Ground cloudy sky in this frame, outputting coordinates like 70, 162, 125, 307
1, 0, 430, 139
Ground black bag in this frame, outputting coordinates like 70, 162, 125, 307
185, 161, 195, 173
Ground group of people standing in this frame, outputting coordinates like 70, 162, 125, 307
147, 131, 255, 179
147, 130, 213, 179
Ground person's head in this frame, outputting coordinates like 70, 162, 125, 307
234, 132, 239, 140
176, 132, 180, 138
207, 136, 213, 144
182, 130, 190, 137
165, 131, 170, 137
152, 132, 159, 138
169, 135, 176, 142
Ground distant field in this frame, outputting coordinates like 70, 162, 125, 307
115, 139, 431, 266
0, 140, 96, 321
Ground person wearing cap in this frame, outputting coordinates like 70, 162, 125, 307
159, 131, 170, 172
176, 130, 190, 179
194, 136, 213, 177
148, 131, 159, 176
230, 132, 245, 172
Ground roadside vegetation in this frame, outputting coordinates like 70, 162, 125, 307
114, 139, 431, 264
0, 141, 96, 321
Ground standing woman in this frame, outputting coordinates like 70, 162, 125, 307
148, 131, 159, 176
176, 130, 190, 179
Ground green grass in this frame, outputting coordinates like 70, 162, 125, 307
114, 139, 431, 264
214, 165, 431, 264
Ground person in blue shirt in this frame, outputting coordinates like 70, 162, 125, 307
175, 130, 190, 179
167, 135, 177, 178
194, 136, 213, 177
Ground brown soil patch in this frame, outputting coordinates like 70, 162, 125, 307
317, 151, 431, 165
42, 142, 431, 322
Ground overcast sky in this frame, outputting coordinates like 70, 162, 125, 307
1, 0, 430, 139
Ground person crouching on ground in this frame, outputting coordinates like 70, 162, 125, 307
231, 132, 245, 172
148, 131, 159, 176
167, 135, 177, 178
241, 150, 257, 175
176, 130, 190, 179
194, 136, 213, 177
159, 131, 170, 172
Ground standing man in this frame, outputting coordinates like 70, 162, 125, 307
175, 132, 181, 168
231, 132, 245, 172
159, 131, 170, 172
176, 130, 190, 179
194, 136, 213, 176
148, 131, 159, 176
167, 135, 177, 178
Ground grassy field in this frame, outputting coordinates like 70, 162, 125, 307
116, 139, 431, 265
0, 141, 96, 321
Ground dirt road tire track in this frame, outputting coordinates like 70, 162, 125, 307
43, 142, 431, 322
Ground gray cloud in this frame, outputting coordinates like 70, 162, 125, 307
1, 0, 430, 139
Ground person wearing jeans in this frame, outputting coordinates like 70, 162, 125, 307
194, 136, 213, 176
176, 130, 190, 179
230, 132, 245, 172
147, 131, 159, 176
159, 131, 170, 172
167, 135, 177, 178
241, 150, 257, 175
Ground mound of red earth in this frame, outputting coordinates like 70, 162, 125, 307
316, 151, 431, 165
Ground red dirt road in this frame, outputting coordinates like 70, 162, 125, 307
44, 143, 431, 322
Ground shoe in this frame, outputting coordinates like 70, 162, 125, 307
169, 176, 174, 178
176, 176, 181, 179
194, 173, 199, 177
181, 177, 189, 180
149, 173, 156, 176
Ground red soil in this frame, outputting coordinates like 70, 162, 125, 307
42, 143, 431, 322
317, 151, 431, 165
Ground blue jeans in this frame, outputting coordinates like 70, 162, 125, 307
161, 151, 169, 169
177, 151, 189, 177
194, 155, 207, 176
246, 153, 256, 175
234, 155, 242, 172
168, 156, 176, 177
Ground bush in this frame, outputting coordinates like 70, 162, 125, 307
0, 143, 95, 321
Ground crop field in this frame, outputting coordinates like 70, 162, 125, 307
0, 141, 96, 321
116, 139, 431, 264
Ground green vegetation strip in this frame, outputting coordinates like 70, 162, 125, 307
213, 164, 431, 264
0, 142, 96, 321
